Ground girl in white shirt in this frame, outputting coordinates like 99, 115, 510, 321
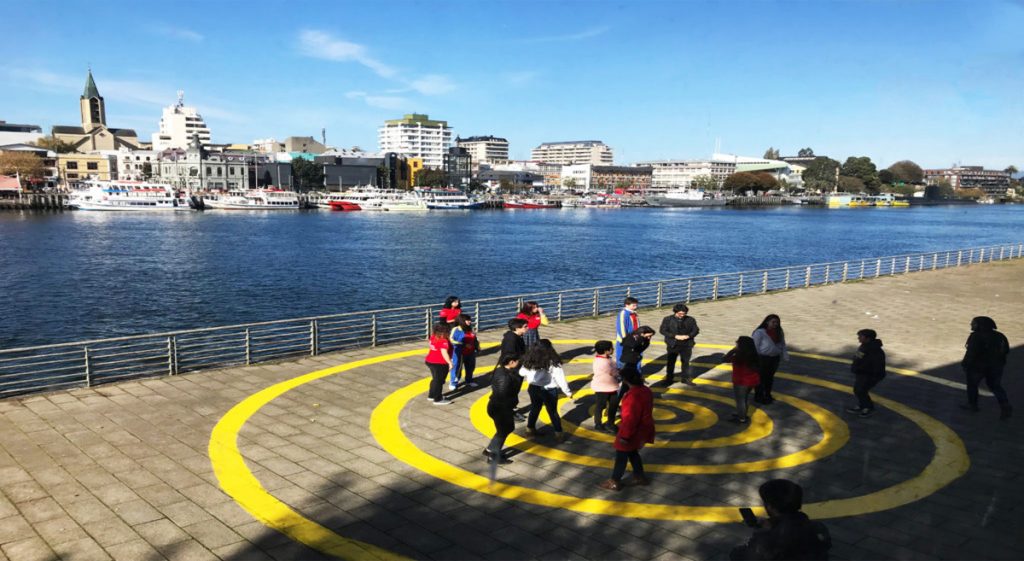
521, 339, 574, 443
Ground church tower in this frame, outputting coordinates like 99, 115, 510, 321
79, 69, 106, 131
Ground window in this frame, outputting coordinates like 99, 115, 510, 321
66, 162, 78, 170
67, 173, 78, 179
206, 167, 212, 175
229, 167, 234, 175
87, 162, 98, 170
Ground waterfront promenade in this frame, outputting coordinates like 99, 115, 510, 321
1, 261, 1021, 561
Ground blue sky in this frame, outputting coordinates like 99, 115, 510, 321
2, 0, 1022, 169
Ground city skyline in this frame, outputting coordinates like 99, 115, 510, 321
2, 0, 1022, 169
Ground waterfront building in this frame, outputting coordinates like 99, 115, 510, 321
455, 135, 509, 164
924, 166, 1011, 196
532, 140, 613, 165
108, 148, 159, 181
157, 136, 254, 191
151, 91, 212, 151
477, 169, 544, 191
253, 138, 284, 153
314, 150, 411, 191
407, 158, 424, 188
729, 154, 804, 189
378, 113, 452, 169
0, 143, 59, 189
0, 121, 44, 146
443, 146, 472, 188
559, 164, 652, 192
634, 157, 737, 189
484, 160, 563, 189
284, 136, 329, 154
57, 152, 117, 185
52, 70, 143, 152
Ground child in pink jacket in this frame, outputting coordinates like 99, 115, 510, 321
591, 340, 621, 433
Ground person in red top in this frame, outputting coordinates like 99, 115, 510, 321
516, 301, 547, 347
724, 336, 761, 423
598, 367, 655, 491
439, 296, 462, 324
425, 323, 454, 405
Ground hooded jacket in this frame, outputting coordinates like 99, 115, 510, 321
851, 339, 885, 379
961, 330, 1010, 372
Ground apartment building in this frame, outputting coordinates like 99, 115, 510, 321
378, 113, 452, 168
455, 135, 509, 164
925, 166, 1011, 195
532, 140, 613, 165
636, 158, 737, 189
152, 91, 212, 151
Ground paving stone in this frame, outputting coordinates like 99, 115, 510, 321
50, 536, 113, 561
32, 515, 89, 545
182, 519, 244, 550
134, 518, 190, 548
0, 536, 55, 561
110, 499, 163, 526
17, 497, 66, 524
104, 538, 166, 561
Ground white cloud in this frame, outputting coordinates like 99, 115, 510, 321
153, 26, 203, 43
410, 74, 456, 95
345, 91, 408, 110
298, 30, 397, 78
518, 25, 611, 44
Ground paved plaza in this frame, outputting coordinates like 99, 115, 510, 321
1, 260, 1022, 561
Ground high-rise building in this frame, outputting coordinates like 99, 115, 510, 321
378, 113, 452, 169
455, 135, 508, 164
152, 91, 212, 151
532, 140, 613, 165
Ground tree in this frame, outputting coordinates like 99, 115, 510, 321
763, 147, 780, 160
887, 160, 924, 184
690, 175, 719, 190
1005, 165, 1019, 176
801, 156, 841, 192
886, 184, 917, 197
0, 151, 44, 189
956, 187, 986, 200
723, 172, 777, 194
141, 162, 153, 180
414, 168, 448, 187
562, 178, 578, 191
34, 136, 78, 154
841, 156, 880, 193
290, 158, 324, 192
878, 169, 895, 186
925, 179, 954, 199
838, 176, 866, 193
797, 147, 815, 157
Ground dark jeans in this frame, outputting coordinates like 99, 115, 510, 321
523, 328, 539, 348
755, 355, 781, 401
966, 366, 1010, 407
426, 361, 449, 401
462, 354, 477, 383
594, 391, 620, 426
665, 345, 694, 380
611, 449, 644, 481
527, 385, 562, 432
734, 384, 754, 418
854, 373, 881, 410
487, 401, 515, 455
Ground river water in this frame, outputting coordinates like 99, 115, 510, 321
1, 205, 1021, 348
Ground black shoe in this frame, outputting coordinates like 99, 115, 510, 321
664, 375, 675, 385
514, 412, 527, 423
859, 408, 874, 418
765, 396, 775, 404
681, 378, 697, 386
845, 406, 864, 414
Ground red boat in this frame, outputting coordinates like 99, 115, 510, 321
329, 201, 361, 211
503, 198, 560, 209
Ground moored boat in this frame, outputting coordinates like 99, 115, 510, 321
203, 188, 300, 210
415, 188, 482, 209
503, 197, 560, 209
645, 188, 726, 207
68, 180, 191, 211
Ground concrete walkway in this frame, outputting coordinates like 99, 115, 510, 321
1, 260, 1021, 561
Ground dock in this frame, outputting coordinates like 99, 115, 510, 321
0, 193, 67, 211
0, 261, 1021, 560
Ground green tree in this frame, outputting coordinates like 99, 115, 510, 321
1005, 165, 1018, 176
878, 169, 895, 186
415, 168, 448, 187
562, 178, 578, 191
841, 156, 880, 193
141, 162, 153, 180
838, 176, 866, 193
34, 136, 78, 154
763, 147, 780, 160
886, 184, 917, 197
797, 147, 815, 157
690, 175, 719, 190
723, 172, 777, 193
0, 151, 44, 189
887, 160, 923, 184
925, 179, 954, 199
801, 156, 841, 192
290, 158, 324, 192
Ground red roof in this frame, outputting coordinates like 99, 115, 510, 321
0, 175, 21, 192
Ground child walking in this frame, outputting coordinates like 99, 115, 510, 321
591, 340, 621, 433
598, 366, 654, 491
425, 323, 454, 405
724, 336, 761, 423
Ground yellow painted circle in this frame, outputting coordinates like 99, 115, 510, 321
651, 404, 683, 422
579, 390, 721, 431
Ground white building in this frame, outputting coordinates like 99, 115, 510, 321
636, 157, 737, 189
151, 91, 212, 151
378, 113, 452, 168
0, 121, 44, 146
560, 164, 593, 191
456, 136, 509, 164
532, 140, 613, 165
107, 147, 160, 181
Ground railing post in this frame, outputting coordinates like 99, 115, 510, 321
712, 276, 719, 300
890, 257, 897, 275
738, 274, 744, 297
167, 336, 178, 376
371, 314, 377, 347
762, 271, 768, 293
842, 262, 848, 282
1018, 243, 1022, 258
979, 248, 984, 263
686, 280, 692, 303
860, 260, 865, 279
932, 254, 937, 270
999, 246, 1005, 260
875, 259, 881, 278
918, 255, 924, 270
474, 302, 480, 325
310, 320, 318, 356
804, 266, 811, 287
592, 289, 599, 317
425, 308, 432, 339
968, 249, 974, 264
244, 329, 251, 365
957, 250, 963, 267
945, 252, 951, 268
656, 282, 663, 308
784, 269, 791, 290
626, 286, 631, 297
904, 256, 910, 274
824, 264, 831, 283
84, 347, 91, 387
516, 297, 524, 312
556, 294, 562, 321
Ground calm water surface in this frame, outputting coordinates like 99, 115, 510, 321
2, 206, 1022, 348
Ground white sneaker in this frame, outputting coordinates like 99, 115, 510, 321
433, 399, 453, 406
448, 382, 458, 391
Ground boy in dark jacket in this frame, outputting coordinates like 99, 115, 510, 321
961, 316, 1012, 419
485, 354, 522, 465
846, 329, 885, 418
659, 303, 700, 385
500, 318, 529, 421
730, 479, 831, 561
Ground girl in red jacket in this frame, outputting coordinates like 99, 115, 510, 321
516, 301, 547, 347
724, 336, 761, 423
598, 366, 654, 491
439, 295, 462, 324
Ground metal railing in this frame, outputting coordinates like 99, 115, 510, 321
1, 243, 1021, 398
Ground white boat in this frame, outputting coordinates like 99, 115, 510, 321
203, 189, 299, 210
334, 186, 427, 212
645, 188, 727, 207
68, 180, 191, 211
415, 188, 484, 209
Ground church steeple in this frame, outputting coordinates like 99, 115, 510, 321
80, 68, 106, 130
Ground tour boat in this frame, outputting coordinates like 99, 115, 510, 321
334, 186, 428, 212
415, 188, 483, 209
203, 188, 300, 210
644, 188, 727, 207
503, 197, 560, 209
328, 200, 362, 211
68, 180, 192, 211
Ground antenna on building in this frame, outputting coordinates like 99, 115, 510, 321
322, 128, 326, 146
176, 90, 184, 108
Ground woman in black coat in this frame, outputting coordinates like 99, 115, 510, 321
961, 316, 1012, 419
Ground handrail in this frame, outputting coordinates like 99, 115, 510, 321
0, 242, 1020, 398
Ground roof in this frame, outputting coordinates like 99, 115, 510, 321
0, 175, 21, 192
0, 143, 51, 154
52, 125, 86, 135
736, 161, 790, 173
108, 128, 138, 137
384, 113, 448, 127
535, 141, 606, 148
458, 136, 508, 143
0, 122, 42, 133
83, 70, 101, 99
